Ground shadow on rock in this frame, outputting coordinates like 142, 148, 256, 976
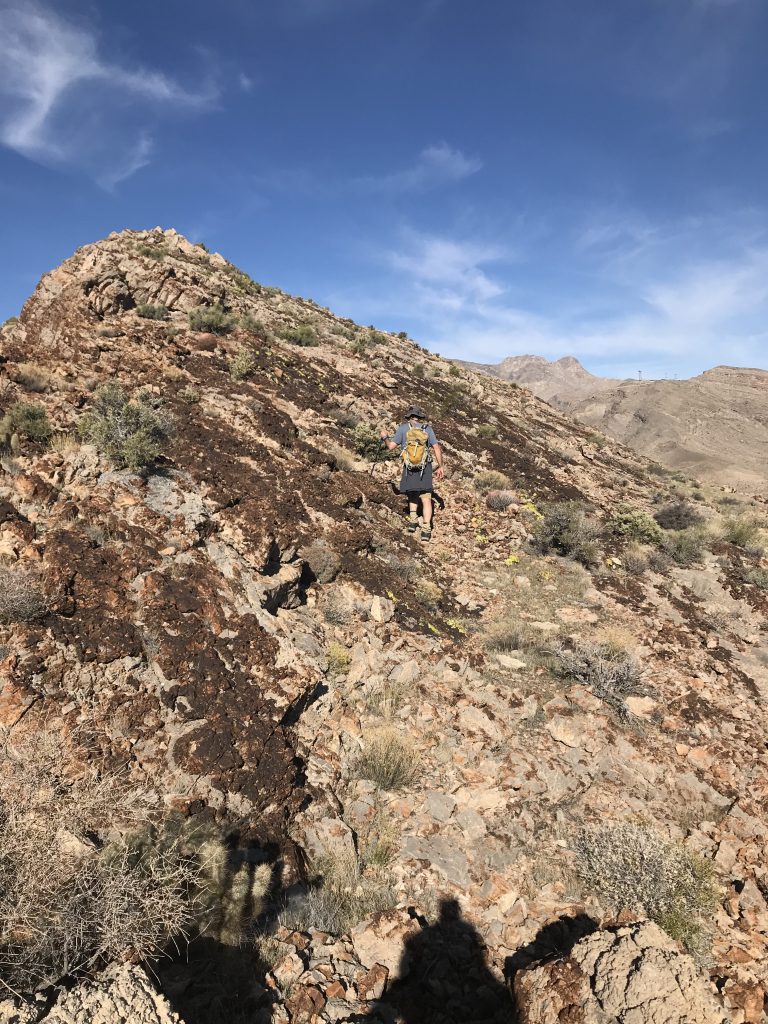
361, 899, 511, 1024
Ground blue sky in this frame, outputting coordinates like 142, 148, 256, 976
1, 0, 767, 379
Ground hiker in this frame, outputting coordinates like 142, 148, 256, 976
380, 405, 444, 541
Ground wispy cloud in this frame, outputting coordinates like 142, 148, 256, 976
0, 2, 217, 187
356, 143, 481, 193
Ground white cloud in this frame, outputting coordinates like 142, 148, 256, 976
0, 2, 216, 185
238, 72, 255, 93
357, 143, 482, 193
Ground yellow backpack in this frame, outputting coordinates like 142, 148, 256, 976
402, 426, 430, 474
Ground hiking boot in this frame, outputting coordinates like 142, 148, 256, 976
406, 518, 418, 533
420, 526, 432, 541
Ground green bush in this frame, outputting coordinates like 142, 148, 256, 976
228, 349, 257, 380
476, 424, 498, 440
606, 505, 663, 544
662, 527, 708, 566
653, 500, 703, 531
473, 469, 510, 493
135, 304, 169, 321
722, 514, 762, 548
532, 501, 600, 567
280, 324, 317, 346
78, 384, 171, 471
739, 565, 768, 590
352, 422, 383, 460
188, 305, 234, 335
449, 364, 462, 377
0, 402, 52, 442
350, 335, 368, 356
135, 243, 168, 261
239, 312, 265, 333
575, 822, 718, 958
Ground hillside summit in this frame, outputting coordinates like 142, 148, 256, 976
462, 355, 768, 491
0, 229, 766, 1022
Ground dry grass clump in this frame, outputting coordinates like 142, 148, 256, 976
661, 526, 709, 566
476, 424, 499, 440
48, 432, 80, 455
722, 514, 763, 550
531, 501, 600, 567
0, 565, 47, 625
365, 678, 408, 718
486, 489, 517, 512
13, 363, 49, 393
414, 578, 442, 608
473, 469, 510, 494
620, 543, 649, 575
177, 385, 201, 405
277, 847, 396, 936
326, 641, 351, 676
352, 729, 417, 791
484, 617, 534, 653
553, 638, 643, 719
574, 822, 718, 958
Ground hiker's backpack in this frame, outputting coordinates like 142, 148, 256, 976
402, 426, 430, 474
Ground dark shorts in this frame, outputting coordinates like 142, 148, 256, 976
399, 462, 433, 495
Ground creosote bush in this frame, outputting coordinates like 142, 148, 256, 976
532, 501, 600, 568
653, 500, 703, 531
78, 384, 171, 471
0, 565, 47, 624
136, 303, 169, 320
352, 422, 383, 460
553, 639, 642, 719
188, 305, 234, 335
473, 469, 510, 494
0, 401, 52, 443
280, 324, 317, 346
353, 730, 417, 791
228, 349, 257, 380
575, 822, 718, 958
606, 505, 663, 545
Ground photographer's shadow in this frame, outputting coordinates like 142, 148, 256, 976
361, 899, 511, 1024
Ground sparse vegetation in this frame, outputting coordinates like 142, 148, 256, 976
575, 822, 718, 958
620, 542, 649, 575
486, 489, 517, 511
13, 363, 49, 392
188, 305, 234, 335
606, 505, 663, 545
553, 638, 643, 718
473, 469, 510, 494
352, 422, 383, 460
449, 364, 462, 377
78, 384, 172, 471
0, 565, 47, 624
476, 424, 499, 440
49, 431, 80, 455
136, 303, 169, 321
280, 324, 317, 346
177, 385, 201, 405
722, 514, 762, 549
414, 578, 442, 609
135, 243, 168, 261
326, 641, 351, 676
737, 565, 768, 590
352, 729, 417, 791
653, 500, 703, 531
0, 401, 52, 443
228, 349, 257, 380
662, 527, 708, 566
484, 617, 535, 653
532, 501, 600, 567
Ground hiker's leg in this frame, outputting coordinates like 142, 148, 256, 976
406, 493, 419, 532
421, 493, 433, 528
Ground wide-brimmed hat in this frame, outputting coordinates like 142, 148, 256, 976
405, 405, 427, 419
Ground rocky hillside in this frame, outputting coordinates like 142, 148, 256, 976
461, 356, 768, 492
1, 229, 767, 1024
457, 354, 620, 410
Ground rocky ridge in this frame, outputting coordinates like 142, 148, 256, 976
0, 229, 767, 1022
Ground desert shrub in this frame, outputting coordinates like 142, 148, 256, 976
414, 578, 442, 608
49, 431, 80, 455
13, 363, 48, 392
2, 317, 19, 328
326, 641, 351, 676
136, 303, 169, 321
553, 639, 642, 719
177, 385, 201, 405
0, 402, 51, 442
350, 335, 368, 356
277, 848, 395, 936
413, 363, 425, 378
366, 679, 408, 718
473, 469, 510, 494
239, 312, 264, 333
188, 305, 234, 335
329, 445, 355, 472
352, 730, 416, 791
722, 515, 762, 549
606, 505, 663, 545
621, 542, 649, 575
352, 422, 383, 460
532, 502, 600, 567
653, 500, 703, 531
449, 364, 461, 377
484, 617, 534, 653
476, 424, 498, 440
280, 324, 317, 346
486, 489, 516, 512
304, 541, 341, 583
575, 823, 718, 957
662, 527, 708, 566
78, 384, 171, 471
0, 566, 47, 624
228, 349, 257, 380
135, 243, 168, 261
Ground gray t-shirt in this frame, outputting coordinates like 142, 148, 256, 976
393, 422, 438, 448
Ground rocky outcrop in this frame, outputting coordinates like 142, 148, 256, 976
0, 965, 182, 1024
513, 922, 728, 1024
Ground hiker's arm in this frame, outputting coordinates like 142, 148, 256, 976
379, 429, 399, 451
432, 443, 445, 480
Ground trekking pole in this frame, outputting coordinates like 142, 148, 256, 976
369, 439, 385, 478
